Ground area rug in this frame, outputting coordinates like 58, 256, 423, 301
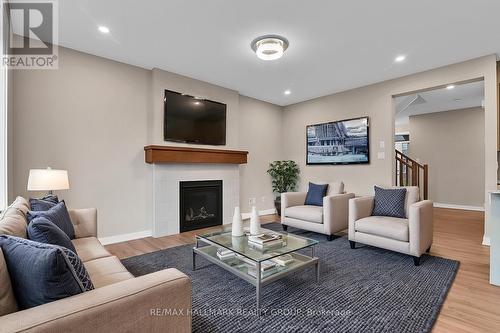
122, 223, 459, 333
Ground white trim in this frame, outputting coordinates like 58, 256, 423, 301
482, 235, 490, 246
433, 202, 484, 212
241, 208, 277, 220
99, 230, 152, 245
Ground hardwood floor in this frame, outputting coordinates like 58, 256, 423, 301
105, 208, 500, 332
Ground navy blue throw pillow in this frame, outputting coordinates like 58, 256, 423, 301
29, 195, 59, 211
0, 235, 94, 309
304, 182, 329, 206
27, 201, 75, 239
372, 186, 407, 218
28, 217, 77, 253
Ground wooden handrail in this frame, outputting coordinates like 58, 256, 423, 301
395, 149, 428, 200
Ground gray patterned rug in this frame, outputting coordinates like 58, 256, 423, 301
122, 223, 459, 333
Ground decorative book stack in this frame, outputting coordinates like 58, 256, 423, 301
248, 233, 284, 249
270, 254, 295, 266
247, 260, 278, 278
217, 248, 236, 261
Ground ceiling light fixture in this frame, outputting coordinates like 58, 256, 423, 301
284, 90, 291, 95
446, 85, 455, 90
251, 35, 289, 61
394, 55, 406, 63
98, 26, 110, 34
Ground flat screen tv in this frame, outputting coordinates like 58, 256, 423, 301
306, 116, 369, 165
164, 90, 227, 145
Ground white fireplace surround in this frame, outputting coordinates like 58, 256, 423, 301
151, 163, 240, 237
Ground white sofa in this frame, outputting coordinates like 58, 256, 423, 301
281, 182, 355, 240
348, 186, 433, 265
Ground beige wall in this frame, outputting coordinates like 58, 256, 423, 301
283, 55, 497, 239
395, 123, 409, 134
11, 47, 151, 237
10, 46, 281, 237
408, 108, 485, 207
238, 96, 283, 212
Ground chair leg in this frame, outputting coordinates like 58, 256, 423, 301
413, 256, 421, 266
426, 246, 431, 253
349, 241, 355, 249
282, 224, 288, 231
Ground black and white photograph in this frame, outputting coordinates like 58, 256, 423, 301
306, 117, 369, 165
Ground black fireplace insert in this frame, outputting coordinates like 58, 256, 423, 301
179, 180, 223, 232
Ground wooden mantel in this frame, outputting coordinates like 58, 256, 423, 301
144, 145, 248, 164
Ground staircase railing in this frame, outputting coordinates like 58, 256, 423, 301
395, 149, 428, 200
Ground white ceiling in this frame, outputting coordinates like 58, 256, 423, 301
33, 1, 500, 105
394, 81, 484, 125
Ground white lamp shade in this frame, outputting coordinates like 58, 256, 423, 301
27, 169, 70, 191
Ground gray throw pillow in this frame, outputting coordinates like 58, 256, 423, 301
372, 186, 407, 218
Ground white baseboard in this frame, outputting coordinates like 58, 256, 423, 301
433, 202, 484, 212
99, 209, 277, 244
482, 235, 491, 246
99, 230, 152, 245
241, 208, 277, 220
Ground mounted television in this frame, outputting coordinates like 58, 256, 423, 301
164, 90, 227, 145
306, 116, 369, 165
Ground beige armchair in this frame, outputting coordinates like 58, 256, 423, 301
281, 182, 355, 240
348, 186, 433, 265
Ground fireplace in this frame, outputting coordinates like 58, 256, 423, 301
179, 180, 223, 232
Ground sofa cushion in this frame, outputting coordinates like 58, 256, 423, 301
304, 182, 328, 206
355, 216, 409, 242
285, 205, 323, 223
84, 256, 134, 288
27, 201, 75, 239
27, 217, 77, 253
0, 197, 30, 238
72, 237, 112, 262
29, 195, 59, 211
372, 186, 407, 218
0, 248, 17, 316
0, 236, 94, 309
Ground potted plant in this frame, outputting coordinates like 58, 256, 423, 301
267, 160, 300, 216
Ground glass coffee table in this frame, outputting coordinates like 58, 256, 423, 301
192, 226, 319, 311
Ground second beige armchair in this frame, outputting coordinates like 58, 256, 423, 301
348, 186, 433, 266
281, 182, 355, 240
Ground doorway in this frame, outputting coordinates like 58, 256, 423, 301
393, 80, 485, 209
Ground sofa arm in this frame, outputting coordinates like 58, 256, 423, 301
0, 268, 192, 333
348, 196, 374, 240
409, 200, 434, 257
280, 192, 307, 217
69, 208, 97, 238
323, 193, 355, 234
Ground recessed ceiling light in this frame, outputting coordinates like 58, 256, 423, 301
194, 101, 201, 105
251, 35, 289, 61
394, 55, 406, 63
284, 90, 291, 95
98, 26, 110, 34
446, 85, 455, 90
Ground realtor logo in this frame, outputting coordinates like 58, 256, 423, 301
1, 0, 58, 69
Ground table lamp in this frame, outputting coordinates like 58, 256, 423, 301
27, 167, 70, 195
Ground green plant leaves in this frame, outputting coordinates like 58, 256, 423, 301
266, 160, 300, 196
